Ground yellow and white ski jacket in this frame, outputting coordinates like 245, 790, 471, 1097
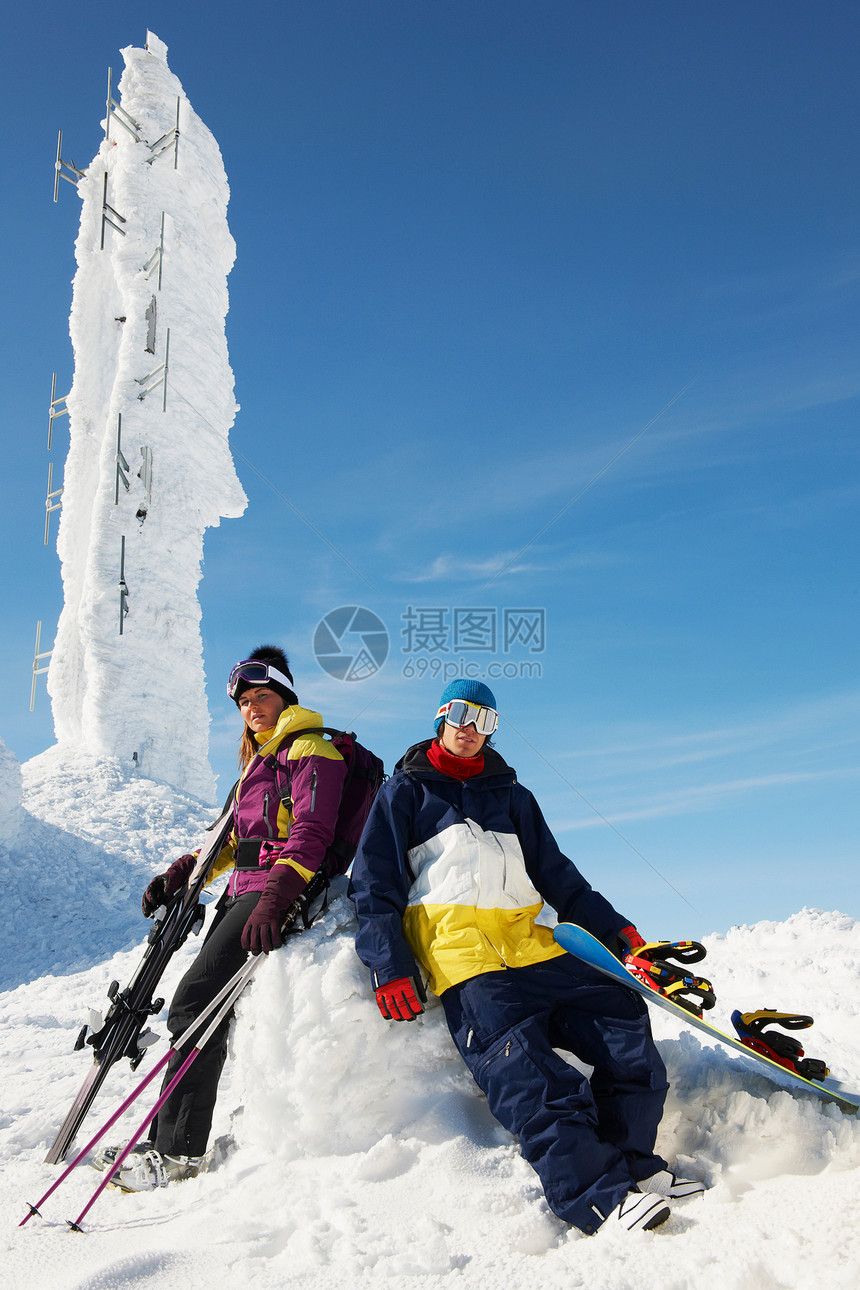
350, 741, 630, 995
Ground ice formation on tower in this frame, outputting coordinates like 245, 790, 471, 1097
48, 32, 246, 800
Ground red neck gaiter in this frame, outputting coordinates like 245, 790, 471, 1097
427, 740, 485, 780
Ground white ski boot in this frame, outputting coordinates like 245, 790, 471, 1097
92, 1143, 201, 1191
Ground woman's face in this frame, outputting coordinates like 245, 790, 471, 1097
237, 686, 286, 734
439, 720, 487, 759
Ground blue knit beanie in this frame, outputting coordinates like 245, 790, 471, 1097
434, 679, 498, 733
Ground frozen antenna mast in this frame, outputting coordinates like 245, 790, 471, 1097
46, 32, 246, 799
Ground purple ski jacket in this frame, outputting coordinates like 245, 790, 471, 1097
207, 705, 347, 897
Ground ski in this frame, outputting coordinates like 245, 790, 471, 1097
43, 804, 235, 1165
21, 961, 250, 1226
67, 953, 262, 1230
24, 871, 329, 1228
553, 923, 860, 1114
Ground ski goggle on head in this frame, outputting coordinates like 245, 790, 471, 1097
435, 698, 499, 736
227, 659, 293, 700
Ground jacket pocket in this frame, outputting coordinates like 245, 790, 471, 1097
474, 1017, 594, 1137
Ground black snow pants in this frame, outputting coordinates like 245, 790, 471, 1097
151, 890, 260, 1158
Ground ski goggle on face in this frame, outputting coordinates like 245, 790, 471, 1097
227, 660, 293, 700
436, 699, 499, 736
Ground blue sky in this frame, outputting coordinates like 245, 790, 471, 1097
2, 1, 858, 937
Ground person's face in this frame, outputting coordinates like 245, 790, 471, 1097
237, 686, 285, 733
439, 719, 487, 759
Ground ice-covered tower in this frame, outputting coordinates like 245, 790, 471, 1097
48, 33, 246, 800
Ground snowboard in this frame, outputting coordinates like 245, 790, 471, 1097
553, 922, 860, 1114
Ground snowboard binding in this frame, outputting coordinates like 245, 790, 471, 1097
730, 1009, 830, 1081
623, 941, 716, 1017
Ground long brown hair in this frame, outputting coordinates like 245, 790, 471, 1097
238, 725, 258, 770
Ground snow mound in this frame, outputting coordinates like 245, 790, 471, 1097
214, 902, 860, 1286
0, 736, 24, 847
2, 792, 859, 1290
232, 884, 499, 1162
0, 747, 217, 990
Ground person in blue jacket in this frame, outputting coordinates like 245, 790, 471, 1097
350, 680, 704, 1236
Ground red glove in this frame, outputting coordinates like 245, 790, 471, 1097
375, 976, 426, 1021
614, 924, 646, 961
141, 852, 197, 918
241, 863, 307, 955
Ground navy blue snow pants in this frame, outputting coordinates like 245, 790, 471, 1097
441, 955, 669, 1234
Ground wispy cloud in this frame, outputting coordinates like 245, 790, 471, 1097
361, 365, 859, 559
688, 249, 860, 334
560, 767, 860, 830
562, 692, 860, 782
396, 546, 620, 584
478, 379, 697, 588
536, 691, 860, 831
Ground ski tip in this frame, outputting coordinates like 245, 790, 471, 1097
19, 1202, 41, 1226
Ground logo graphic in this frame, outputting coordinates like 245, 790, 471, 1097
313, 606, 390, 682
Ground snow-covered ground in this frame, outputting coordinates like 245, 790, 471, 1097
2, 753, 859, 1290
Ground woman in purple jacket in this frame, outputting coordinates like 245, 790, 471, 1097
95, 645, 346, 1191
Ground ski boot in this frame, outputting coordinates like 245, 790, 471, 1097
92, 1142, 202, 1191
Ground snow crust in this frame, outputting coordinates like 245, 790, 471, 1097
1, 757, 859, 1290
47, 33, 245, 800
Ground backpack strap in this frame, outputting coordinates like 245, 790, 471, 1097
265, 727, 351, 878
264, 726, 383, 878
270, 727, 355, 809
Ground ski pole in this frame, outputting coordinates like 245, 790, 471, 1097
21, 958, 255, 1226
67, 951, 263, 1231
44, 808, 235, 1168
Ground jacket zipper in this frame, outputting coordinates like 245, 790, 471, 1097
310, 769, 317, 811
263, 792, 273, 837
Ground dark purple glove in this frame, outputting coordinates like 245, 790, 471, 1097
141, 852, 197, 918
241, 863, 307, 955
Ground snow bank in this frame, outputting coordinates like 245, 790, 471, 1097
2, 779, 858, 1290
47, 32, 245, 800
219, 901, 860, 1285
0, 735, 24, 846
0, 747, 218, 991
